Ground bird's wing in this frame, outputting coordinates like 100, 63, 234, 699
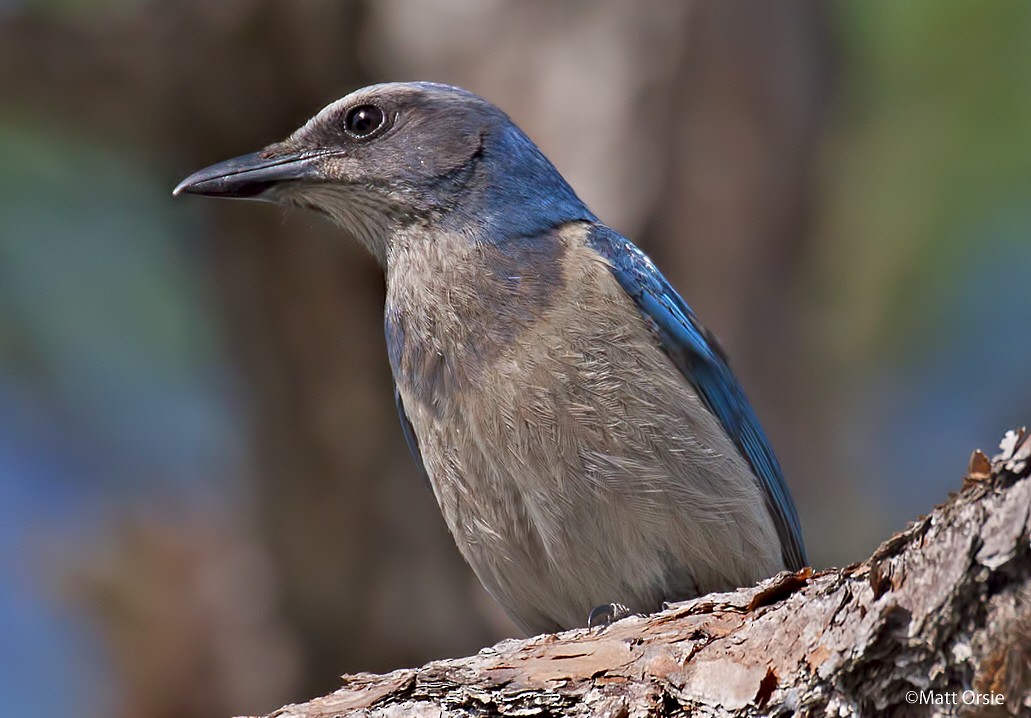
587, 225, 807, 570
394, 382, 431, 490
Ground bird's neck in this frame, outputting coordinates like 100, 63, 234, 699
363, 124, 595, 265
383, 223, 581, 412
430, 123, 596, 242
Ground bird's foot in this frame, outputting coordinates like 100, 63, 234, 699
587, 602, 633, 628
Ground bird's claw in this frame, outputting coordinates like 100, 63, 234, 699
588, 602, 632, 628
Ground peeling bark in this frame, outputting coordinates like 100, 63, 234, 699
254, 430, 1031, 717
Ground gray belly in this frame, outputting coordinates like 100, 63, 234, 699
388, 229, 782, 634
397, 300, 782, 634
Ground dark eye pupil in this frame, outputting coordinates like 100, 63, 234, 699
345, 105, 385, 136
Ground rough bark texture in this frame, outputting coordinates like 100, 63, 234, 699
251, 430, 1031, 718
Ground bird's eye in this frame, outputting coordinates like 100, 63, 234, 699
344, 104, 386, 138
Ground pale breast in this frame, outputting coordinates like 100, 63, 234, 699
385, 222, 782, 632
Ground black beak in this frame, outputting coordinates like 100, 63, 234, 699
173, 150, 321, 199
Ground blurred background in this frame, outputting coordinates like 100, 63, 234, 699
1, 1, 1029, 716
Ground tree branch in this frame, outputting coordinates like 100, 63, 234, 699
249, 429, 1031, 717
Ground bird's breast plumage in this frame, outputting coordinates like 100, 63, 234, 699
384, 221, 783, 633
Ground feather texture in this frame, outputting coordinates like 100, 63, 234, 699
586, 225, 807, 571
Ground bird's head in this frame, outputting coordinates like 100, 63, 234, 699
174, 82, 592, 263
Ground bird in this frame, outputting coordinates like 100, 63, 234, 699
174, 81, 807, 635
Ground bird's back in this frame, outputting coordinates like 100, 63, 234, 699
385, 220, 784, 633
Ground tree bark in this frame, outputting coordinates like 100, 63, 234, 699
250, 430, 1031, 718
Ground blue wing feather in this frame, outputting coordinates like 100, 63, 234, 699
394, 382, 431, 490
587, 225, 807, 570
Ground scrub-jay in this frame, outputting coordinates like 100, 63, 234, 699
175, 82, 806, 635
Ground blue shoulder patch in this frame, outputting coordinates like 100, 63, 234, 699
586, 224, 807, 570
